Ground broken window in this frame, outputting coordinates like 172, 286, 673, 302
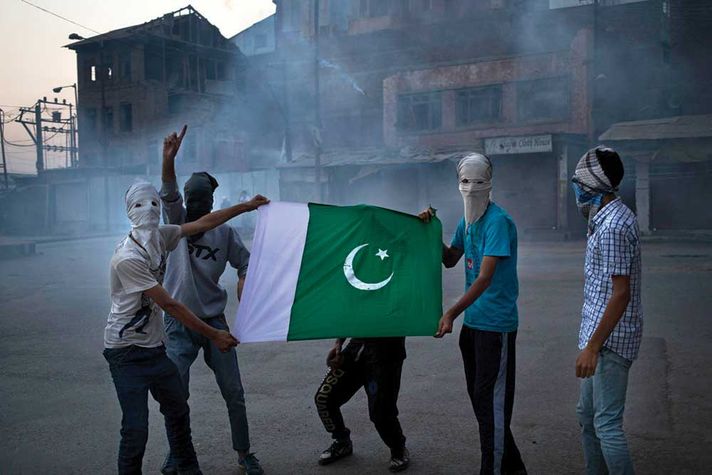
397, 92, 442, 132
517, 77, 570, 122
120, 103, 132, 132
102, 106, 114, 134
102, 54, 114, 81
456, 85, 502, 126
84, 59, 97, 83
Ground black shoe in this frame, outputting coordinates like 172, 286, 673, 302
318, 439, 353, 466
389, 447, 410, 473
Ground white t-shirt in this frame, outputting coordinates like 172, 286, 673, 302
104, 225, 182, 348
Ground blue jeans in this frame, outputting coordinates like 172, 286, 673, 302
103, 345, 201, 475
164, 314, 250, 453
576, 348, 634, 475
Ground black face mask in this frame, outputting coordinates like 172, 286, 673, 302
184, 172, 219, 239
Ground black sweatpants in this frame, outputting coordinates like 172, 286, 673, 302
460, 326, 526, 475
314, 338, 406, 451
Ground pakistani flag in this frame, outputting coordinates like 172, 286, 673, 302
233, 202, 443, 343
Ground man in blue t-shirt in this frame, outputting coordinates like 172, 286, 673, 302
420, 153, 526, 475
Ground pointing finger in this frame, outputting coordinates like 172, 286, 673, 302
178, 124, 188, 142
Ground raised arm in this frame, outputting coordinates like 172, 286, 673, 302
162, 125, 186, 184
181, 195, 270, 238
160, 125, 188, 224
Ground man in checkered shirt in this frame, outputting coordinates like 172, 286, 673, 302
571, 146, 642, 475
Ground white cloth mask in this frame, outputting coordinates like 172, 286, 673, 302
125, 181, 163, 270
457, 153, 492, 224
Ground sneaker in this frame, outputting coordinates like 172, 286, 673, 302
318, 439, 353, 466
389, 447, 410, 473
238, 453, 264, 475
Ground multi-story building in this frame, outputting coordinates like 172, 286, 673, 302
66, 6, 249, 175
246, 0, 674, 235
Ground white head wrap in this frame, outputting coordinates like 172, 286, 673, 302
457, 153, 492, 224
125, 181, 163, 269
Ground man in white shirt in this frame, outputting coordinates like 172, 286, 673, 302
103, 126, 269, 475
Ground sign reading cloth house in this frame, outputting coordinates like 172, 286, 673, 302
485, 134, 553, 155
233, 202, 443, 343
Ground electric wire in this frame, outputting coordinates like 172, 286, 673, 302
20, 0, 101, 35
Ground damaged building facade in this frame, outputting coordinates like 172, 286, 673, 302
245, 0, 710, 236
3, 6, 280, 235
68, 5, 248, 174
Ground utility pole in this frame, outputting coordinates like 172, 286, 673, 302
313, 0, 323, 202
0, 109, 8, 189
34, 102, 44, 173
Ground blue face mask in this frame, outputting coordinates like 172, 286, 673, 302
572, 181, 603, 221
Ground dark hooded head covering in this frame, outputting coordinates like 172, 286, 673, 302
184, 172, 219, 224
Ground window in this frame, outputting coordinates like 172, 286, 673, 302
518, 77, 570, 122
456, 86, 502, 126
360, 0, 389, 18
102, 106, 114, 134
397, 92, 442, 132
102, 54, 114, 81
84, 60, 97, 83
119, 103, 132, 132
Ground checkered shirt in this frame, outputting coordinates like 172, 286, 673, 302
579, 198, 643, 361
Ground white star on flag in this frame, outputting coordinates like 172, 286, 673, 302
376, 249, 389, 260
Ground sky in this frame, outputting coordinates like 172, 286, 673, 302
0, 0, 276, 174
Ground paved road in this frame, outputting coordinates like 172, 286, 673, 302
0, 236, 710, 474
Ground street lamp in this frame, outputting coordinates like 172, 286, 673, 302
52, 84, 78, 109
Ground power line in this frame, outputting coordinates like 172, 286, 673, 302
20, 0, 101, 34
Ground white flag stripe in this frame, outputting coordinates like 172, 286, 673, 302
233, 202, 310, 343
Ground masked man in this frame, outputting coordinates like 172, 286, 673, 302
159, 129, 263, 475
572, 147, 642, 475
103, 127, 268, 475
420, 153, 527, 475
314, 337, 409, 472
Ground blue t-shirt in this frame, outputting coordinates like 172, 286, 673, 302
451, 202, 519, 332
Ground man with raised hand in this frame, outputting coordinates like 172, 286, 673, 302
159, 126, 264, 475
572, 146, 642, 475
420, 153, 527, 475
103, 126, 268, 475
